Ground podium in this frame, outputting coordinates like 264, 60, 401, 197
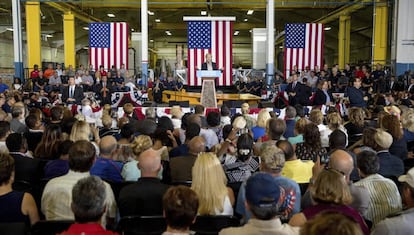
197, 70, 221, 108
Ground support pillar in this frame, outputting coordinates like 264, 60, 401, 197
141, 0, 148, 86
266, 0, 274, 86
338, 15, 351, 70
64, 12, 76, 68
12, 0, 24, 80
372, 0, 388, 65
25, 1, 41, 71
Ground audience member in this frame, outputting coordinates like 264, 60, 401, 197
372, 167, 414, 235
355, 150, 402, 225
58, 176, 119, 235
121, 135, 153, 181
220, 173, 300, 235
90, 135, 124, 183
43, 140, 73, 180
295, 123, 327, 162
373, 128, 404, 177
300, 211, 363, 235
34, 124, 62, 159
162, 186, 199, 235
10, 105, 26, 134
283, 106, 297, 139
118, 149, 170, 217
0, 120, 10, 153
278, 140, 313, 183
41, 140, 116, 226
191, 152, 234, 215
381, 114, 408, 160
0, 153, 39, 225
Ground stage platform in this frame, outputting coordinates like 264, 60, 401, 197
162, 90, 261, 106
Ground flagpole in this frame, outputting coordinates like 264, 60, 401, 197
266, 0, 274, 86
141, 0, 149, 87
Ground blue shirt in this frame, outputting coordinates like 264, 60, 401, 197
0, 83, 9, 93
90, 157, 124, 183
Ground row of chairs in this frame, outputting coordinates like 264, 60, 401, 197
0, 215, 240, 235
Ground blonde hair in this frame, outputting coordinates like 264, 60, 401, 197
401, 108, 414, 132
260, 145, 285, 174
311, 168, 352, 205
130, 135, 153, 159
101, 114, 113, 128
348, 107, 365, 127
326, 112, 342, 130
256, 109, 271, 128
191, 152, 228, 215
309, 109, 323, 125
69, 121, 91, 141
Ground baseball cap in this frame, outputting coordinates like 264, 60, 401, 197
398, 167, 414, 188
245, 173, 281, 208
374, 128, 393, 149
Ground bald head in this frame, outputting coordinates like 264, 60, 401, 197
99, 135, 117, 158
188, 136, 206, 155
138, 149, 161, 176
328, 149, 354, 180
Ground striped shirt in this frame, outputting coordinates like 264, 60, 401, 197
354, 174, 402, 225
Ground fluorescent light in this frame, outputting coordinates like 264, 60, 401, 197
165, 30, 172, 36
201, 10, 207, 15
279, 46, 284, 49
107, 13, 115, 18
247, 10, 254, 15
83, 47, 89, 50
324, 26, 331, 31
45, 34, 53, 38
244, 18, 248, 22
150, 39, 154, 42
234, 31, 239, 36
6, 28, 13, 31
83, 27, 89, 30
131, 28, 135, 32
147, 10, 154, 15
249, 30, 252, 33
155, 19, 161, 23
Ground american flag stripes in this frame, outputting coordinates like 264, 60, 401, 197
284, 23, 324, 78
89, 22, 128, 71
187, 20, 233, 86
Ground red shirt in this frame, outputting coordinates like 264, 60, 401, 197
30, 70, 39, 79
58, 223, 119, 235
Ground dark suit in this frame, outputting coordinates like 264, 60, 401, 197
169, 154, 197, 182
118, 177, 170, 217
313, 88, 333, 106
61, 85, 83, 104
285, 82, 308, 106
11, 153, 44, 184
201, 62, 217, 70
94, 81, 113, 105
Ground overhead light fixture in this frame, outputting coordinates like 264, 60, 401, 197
201, 10, 207, 16
83, 47, 89, 50
249, 30, 252, 33
147, 10, 154, 15
6, 28, 13, 31
279, 46, 284, 49
107, 13, 115, 18
83, 26, 89, 30
324, 26, 331, 31
234, 31, 239, 36
247, 10, 254, 15
45, 34, 53, 38
165, 30, 172, 36
150, 39, 154, 42
244, 18, 248, 22
131, 28, 135, 32
155, 19, 161, 23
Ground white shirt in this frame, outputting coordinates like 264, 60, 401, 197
41, 170, 117, 226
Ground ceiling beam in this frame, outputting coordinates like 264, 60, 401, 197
44, 2, 102, 23
151, 22, 259, 30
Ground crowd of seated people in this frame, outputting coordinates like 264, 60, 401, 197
0, 63, 413, 234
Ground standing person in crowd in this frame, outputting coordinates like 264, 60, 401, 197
313, 80, 333, 106
62, 76, 83, 104
347, 78, 367, 108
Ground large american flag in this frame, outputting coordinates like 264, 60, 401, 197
187, 20, 233, 86
89, 22, 128, 71
284, 23, 324, 78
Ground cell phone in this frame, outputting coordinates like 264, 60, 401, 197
320, 153, 330, 164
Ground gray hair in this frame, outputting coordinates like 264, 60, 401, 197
71, 176, 107, 223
